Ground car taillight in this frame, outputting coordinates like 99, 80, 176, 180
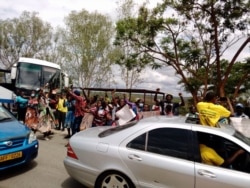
67, 143, 78, 159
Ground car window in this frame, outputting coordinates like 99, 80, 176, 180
127, 133, 146, 151
197, 132, 250, 173
127, 128, 195, 161
147, 128, 193, 160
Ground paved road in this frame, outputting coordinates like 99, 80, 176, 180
0, 129, 86, 188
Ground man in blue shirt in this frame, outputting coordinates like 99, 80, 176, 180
15, 91, 29, 123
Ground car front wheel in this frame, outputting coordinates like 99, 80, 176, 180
95, 171, 135, 188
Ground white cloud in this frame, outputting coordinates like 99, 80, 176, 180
0, 0, 161, 26
223, 37, 249, 62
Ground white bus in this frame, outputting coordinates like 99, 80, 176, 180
0, 57, 69, 96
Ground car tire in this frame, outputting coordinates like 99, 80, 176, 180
95, 171, 135, 188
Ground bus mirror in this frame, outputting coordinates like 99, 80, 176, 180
64, 76, 69, 88
11, 64, 17, 80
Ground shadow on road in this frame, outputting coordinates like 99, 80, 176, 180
0, 161, 38, 180
61, 177, 87, 188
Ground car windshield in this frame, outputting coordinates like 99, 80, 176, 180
0, 105, 13, 121
233, 131, 250, 146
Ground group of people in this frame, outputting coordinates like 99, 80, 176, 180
16, 87, 249, 169
194, 91, 249, 168
63, 88, 185, 138
196, 91, 249, 126
152, 89, 249, 168
16, 87, 161, 140
153, 88, 185, 116
16, 89, 57, 140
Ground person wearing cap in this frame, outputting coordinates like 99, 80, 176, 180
197, 91, 234, 127
154, 88, 185, 116
234, 103, 249, 119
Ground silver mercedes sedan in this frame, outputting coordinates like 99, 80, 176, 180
64, 116, 250, 188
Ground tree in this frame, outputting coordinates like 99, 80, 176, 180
0, 11, 53, 69
115, 0, 145, 89
114, 0, 250, 104
230, 58, 250, 99
175, 0, 250, 98
57, 9, 115, 88
209, 58, 250, 98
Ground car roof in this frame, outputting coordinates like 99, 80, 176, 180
133, 116, 235, 136
99, 116, 235, 139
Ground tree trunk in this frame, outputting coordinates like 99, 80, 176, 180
219, 36, 250, 97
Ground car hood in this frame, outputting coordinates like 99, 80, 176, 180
0, 120, 30, 140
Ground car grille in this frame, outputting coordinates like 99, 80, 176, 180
0, 138, 25, 150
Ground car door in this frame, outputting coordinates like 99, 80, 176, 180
119, 127, 196, 188
195, 162, 250, 188
194, 131, 250, 188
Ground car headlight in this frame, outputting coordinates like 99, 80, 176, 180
28, 130, 37, 144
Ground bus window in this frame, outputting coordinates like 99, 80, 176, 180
16, 63, 41, 89
47, 70, 61, 90
43, 67, 58, 86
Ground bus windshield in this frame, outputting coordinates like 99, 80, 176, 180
16, 62, 60, 91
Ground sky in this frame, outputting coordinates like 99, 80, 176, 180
0, 0, 249, 97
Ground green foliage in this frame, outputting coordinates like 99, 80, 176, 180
0, 11, 53, 69
57, 9, 115, 88
114, 0, 250, 102
225, 59, 250, 94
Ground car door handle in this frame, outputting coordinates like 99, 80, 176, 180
128, 154, 142, 161
198, 169, 216, 178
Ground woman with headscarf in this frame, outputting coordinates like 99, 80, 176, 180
37, 90, 55, 140
25, 90, 39, 132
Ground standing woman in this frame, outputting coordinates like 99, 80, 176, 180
64, 95, 75, 138
92, 100, 111, 127
25, 90, 39, 132
37, 90, 55, 140
56, 92, 67, 131
49, 92, 59, 129
79, 96, 97, 130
